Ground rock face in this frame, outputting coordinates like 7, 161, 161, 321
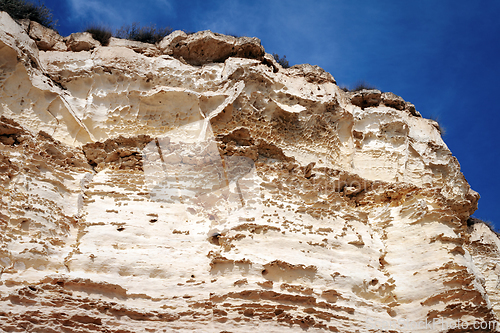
0, 11, 499, 332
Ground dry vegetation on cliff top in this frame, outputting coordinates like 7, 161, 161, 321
0, 0, 55, 29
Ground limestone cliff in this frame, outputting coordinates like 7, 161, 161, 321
0, 11, 499, 332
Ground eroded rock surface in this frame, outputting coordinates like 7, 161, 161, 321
27, 20, 67, 52
160, 30, 265, 66
0, 11, 498, 332
64, 32, 101, 52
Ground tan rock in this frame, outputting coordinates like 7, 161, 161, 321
0, 11, 39, 63
64, 32, 100, 52
108, 37, 160, 56
0, 12, 497, 333
160, 30, 265, 66
304, 161, 315, 178
286, 63, 336, 84
15, 18, 30, 32
29, 20, 66, 51
350, 88, 382, 109
157, 29, 188, 54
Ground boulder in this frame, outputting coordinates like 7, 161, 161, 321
108, 37, 160, 56
64, 32, 100, 52
159, 30, 265, 66
28, 20, 66, 51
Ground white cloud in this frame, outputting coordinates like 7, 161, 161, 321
155, 0, 174, 13
66, 0, 132, 27
66, 0, 175, 30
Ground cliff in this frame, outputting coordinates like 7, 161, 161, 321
0, 11, 499, 332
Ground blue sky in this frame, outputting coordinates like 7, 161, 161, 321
42, 0, 500, 228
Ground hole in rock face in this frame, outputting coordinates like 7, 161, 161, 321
191, 275, 195, 278
117, 227, 125, 231
243, 308, 254, 317
20, 220, 30, 231
149, 219, 157, 223
262, 269, 268, 276
28, 286, 36, 291
208, 233, 221, 246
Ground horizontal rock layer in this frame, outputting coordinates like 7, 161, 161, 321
0, 11, 498, 333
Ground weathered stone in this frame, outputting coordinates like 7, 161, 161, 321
15, 18, 30, 32
0, 9, 498, 333
287, 63, 336, 84
381, 92, 405, 110
108, 37, 159, 56
0, 11, 40, 66
350, 89, 382, 109
159, 30, 265, 66
64, 32, 100, 52
29, 20, 66, 51
157, 29, 188, 54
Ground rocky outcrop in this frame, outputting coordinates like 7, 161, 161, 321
0, 11, 498, 333
27, 20, 67, 51
108, 37, 160, 57
160, 30, 265, 65
64, 32, 101, 52
349, 89, 421, 116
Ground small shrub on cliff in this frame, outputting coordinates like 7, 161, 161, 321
340, 81, 379, 92
351, 80, 378, 92
0, 0, 56, 29
224, 31, 241, 38
85, 25, 112, 46
429, 115, 446, 136
273, 53, 290, 68
115, 23, 172, 44
467, 216, 499, 236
